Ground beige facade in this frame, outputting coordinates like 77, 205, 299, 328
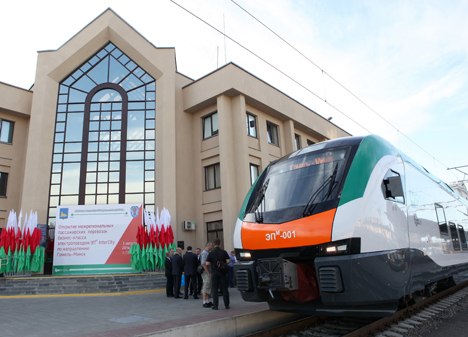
0, 9, 350, 264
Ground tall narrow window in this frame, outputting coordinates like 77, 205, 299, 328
246, 113, 257, 138
435, 203, 448, 235
203, 112, 218, 139
457, 225, 467, 251
267, 121, 279, 146
207, 221, 224, 248
48, 42, 156, 229
250, 164, 259, 185
295, 134, 301, 151
0, 172, 8, 197
0, 120, 14, 144
449, 222, 461, 251
205, 163, 221, 190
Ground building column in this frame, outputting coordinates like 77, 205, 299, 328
283, 119, 295, 155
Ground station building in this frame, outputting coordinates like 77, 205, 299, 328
0, 9, 350, 269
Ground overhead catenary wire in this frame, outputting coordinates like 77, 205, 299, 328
170, 0, 459, 181
169, 0, 372, 134
229, 0, 457, 178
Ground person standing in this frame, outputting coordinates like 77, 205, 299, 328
183, 246, 199, 299
172, 247, 183, 299
200, 241, 213, 308
164, 251, 174, 297
206, 238, 231, 310
228, 251, 237, 288
196, 247, 203, 295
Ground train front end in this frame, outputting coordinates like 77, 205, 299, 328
233, 136, 405, 317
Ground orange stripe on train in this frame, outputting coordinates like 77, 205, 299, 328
241, 208, 337, 250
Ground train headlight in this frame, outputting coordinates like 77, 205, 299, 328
320, 238, 361, 256
240, 252, 252, 259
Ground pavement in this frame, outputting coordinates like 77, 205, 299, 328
0, 288, 268, 337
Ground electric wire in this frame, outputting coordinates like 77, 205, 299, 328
170, 0, 459, 180
230, 0, 457, 177
170, 0, 372, 134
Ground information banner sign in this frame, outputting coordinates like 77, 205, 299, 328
53, 204, 142, 275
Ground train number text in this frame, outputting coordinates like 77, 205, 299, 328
266, 230, 296, 241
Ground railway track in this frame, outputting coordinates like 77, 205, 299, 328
243, 280, 468, 337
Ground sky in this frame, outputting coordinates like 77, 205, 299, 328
1, 0, 467, 186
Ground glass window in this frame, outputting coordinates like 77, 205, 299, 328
381, 170, 405, 204
205, 163, 221, 190
49, 42, 156, 226
267, 121, 279, 146
250, 164, 259, 186
295, 134, 301, 151
0, 172, 8, 197
0, 120, 14, 144
458, 225, 467, 251
246, 113, 257, 138
307, 139, 315, 146
203, 112, 218, 139
435, 204, 448, 236
449, 222, 461, 251
207, 221, 224, 248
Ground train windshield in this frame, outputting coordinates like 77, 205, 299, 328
248, 147, 349, 222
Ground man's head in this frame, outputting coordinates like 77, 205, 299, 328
214, 238, 221, 247
170, 248, 174, 256
205, 241, 213, 251
186, 246, 192, 252
231, 251, 235, 255
176, 247, 182, 255
166, 251, 171, 258
196, 248, 201, 255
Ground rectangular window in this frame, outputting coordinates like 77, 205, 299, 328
207, 221, 224, 248
295, 134, 301, 151
0, 172, 8, 197
246, 113, 257, 138
250, 164, 259, 185
205, 163, 221, 190
307, 139, 315, 146
0, 119, 14, 144
449, 222, 461, 251
203, 112, 218, 139
266, 121, 279, 146
457, 225, 467, 251
435, 203, 449, 235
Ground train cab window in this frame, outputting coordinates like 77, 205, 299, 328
449, 222, 461, 251
457, 225, 467, 251
381, 170, 404, 203
435, 204, 449, 236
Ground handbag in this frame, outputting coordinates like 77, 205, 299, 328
197, 265, 204, 274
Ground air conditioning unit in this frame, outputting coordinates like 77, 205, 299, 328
183, 221, 196, 231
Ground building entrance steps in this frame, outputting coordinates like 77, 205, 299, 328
0, 272, 166, 296
0, 286, 303, 337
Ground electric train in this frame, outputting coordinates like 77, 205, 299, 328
233, 135, 468, 316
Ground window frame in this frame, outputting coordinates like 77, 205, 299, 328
295, 134, 301, 151
381, 169, 405, 204
449, 221, 461, 251
246, 113, 257, 138
0, 119, 14, 144
266, 121, 279, 146
205, 163, 221, 191
435, 203, 449, 236
250, 164, 259, 186
202, 112, 219, 140
0, 172, 8, 197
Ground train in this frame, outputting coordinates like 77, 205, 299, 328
233, 135, 468, 317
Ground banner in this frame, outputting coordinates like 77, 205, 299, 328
53, 204, 142, 275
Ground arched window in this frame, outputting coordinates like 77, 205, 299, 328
48, 43, 156, 228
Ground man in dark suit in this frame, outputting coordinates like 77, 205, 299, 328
164, 251, 174, 297
183, 246, 199, 299
196, 247, 203, 295
172, 247, 184, 299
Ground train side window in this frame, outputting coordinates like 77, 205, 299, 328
381, 170, 404, 204
435, 204, 449, 236
457, 225, 467, 251
449, 222, 461, 251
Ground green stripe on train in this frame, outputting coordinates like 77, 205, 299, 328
339, 135, 399, 207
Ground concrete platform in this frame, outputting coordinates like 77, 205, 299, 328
0, 286, 302, 337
